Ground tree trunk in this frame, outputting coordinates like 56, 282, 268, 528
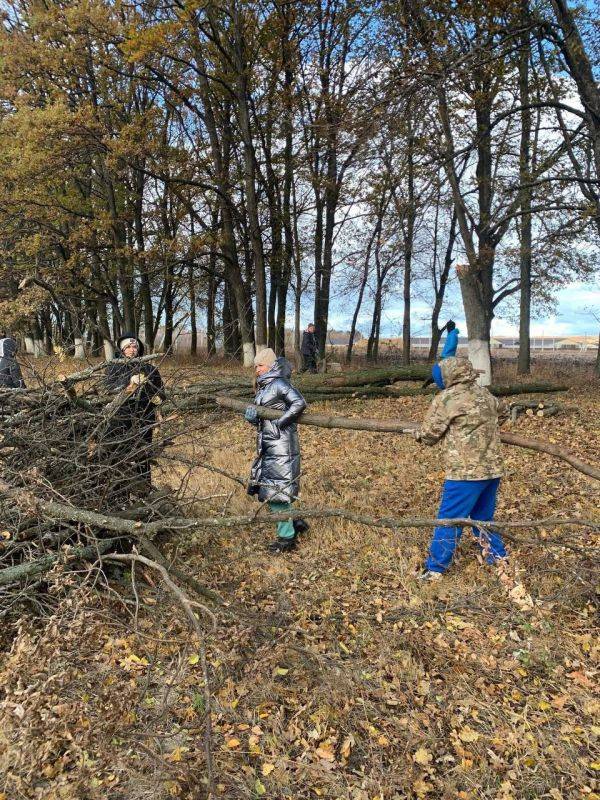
207, 206, 219, 358
428, 207, 457, 361
292, 180, 303, 365
316, 149, 338, 359
40, 306, 53, 354
223, 281, 241, 358
163, 261, 174, 353
436, 84, 494, 384
134, 161, 154, 351
313, 192, 324, 354
346, 248, 371, 364
347, 215, 380, 363
187, 22, 254, 364
367, 285, 382, 363
232, 2, 267, 348
402, 129, 416, 366
277, 12, 295, 358
189, 260, 197, 357
207, 274, 217, 358
518, 2, 533, 376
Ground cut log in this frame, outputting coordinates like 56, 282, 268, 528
295, 366, 431, 388
509, 401, 561, 422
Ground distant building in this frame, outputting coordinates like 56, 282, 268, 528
556, 335, 598, 351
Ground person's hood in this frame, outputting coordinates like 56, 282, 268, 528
0, 337, 18, 359
115, 333, 145, 357
437, 357, 478, 389
257, 356, 292, 385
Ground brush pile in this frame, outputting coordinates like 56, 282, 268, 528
0, 358, 182, 618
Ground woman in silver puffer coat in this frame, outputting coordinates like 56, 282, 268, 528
245, 348, 308, 553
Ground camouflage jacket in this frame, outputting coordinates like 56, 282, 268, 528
415, 358, 503, 480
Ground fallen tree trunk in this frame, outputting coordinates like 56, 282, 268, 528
295, 366, 431, 387
215, 395, 600, 481
301, 382, 567, 401
295, 367, 569, 392
177, 383, 569, 410
177, 381, 568, 410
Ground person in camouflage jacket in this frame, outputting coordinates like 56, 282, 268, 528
413, 357, 507, 578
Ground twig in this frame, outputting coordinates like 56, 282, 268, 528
104, 552, 216, 797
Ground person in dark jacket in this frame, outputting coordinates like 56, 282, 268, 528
245, 348, 308, 553
300, 323, 318, 373
104, 333, 166, 495
0, 338, 25, 388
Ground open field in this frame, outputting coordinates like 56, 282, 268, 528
0, 359, 598, 800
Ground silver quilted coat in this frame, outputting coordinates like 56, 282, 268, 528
248, 358, 307, 503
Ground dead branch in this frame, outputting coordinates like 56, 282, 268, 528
215, 396, 600, 481
1, 488, 596, 539
54, 353, 163, 390
0, 537, 120, 587
104, 552, 216, 796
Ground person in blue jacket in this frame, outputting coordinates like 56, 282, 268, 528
440, 320, 459, 358
422, 321, 460, 389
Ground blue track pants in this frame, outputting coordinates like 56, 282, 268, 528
425, 478, 507, 573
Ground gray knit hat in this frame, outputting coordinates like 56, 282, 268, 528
254, 347, 277, 367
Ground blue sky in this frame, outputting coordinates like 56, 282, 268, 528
321, 279, 600, 338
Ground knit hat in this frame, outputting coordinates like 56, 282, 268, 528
117, 334, 143, 356
254, 348, 277, 368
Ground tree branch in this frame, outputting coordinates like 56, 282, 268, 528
214, 396, 600, 481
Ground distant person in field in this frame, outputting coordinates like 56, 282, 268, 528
300, 323, 319, 373
422, 320, 460, 388
413, 357, 507, 580
104, 333, 166, 496
0, 337, 25, 389
245, 348, 309, 553
441, 319, 459, 358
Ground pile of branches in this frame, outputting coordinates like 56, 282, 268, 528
0, 357, 192, 619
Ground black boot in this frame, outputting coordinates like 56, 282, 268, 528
268, 537, 297, 553
293, 519, 310, 535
